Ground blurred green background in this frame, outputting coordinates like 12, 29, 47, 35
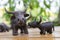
0, 0, 59, 26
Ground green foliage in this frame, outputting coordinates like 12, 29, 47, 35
8, 0, 15, 11
3, 13, 12, 21
23, 0, 39, 9
44, 0, 50, 9
3, 0, 56, 23
23, 0, 29, 3
28, 0, 51, 21
4, 0, 51, 22
53, 21, 60, 26
4, 0, 15, 21
23, 0, 29, 8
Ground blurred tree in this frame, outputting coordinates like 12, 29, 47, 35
53, 6, 60, 26
57, 7, 60, 23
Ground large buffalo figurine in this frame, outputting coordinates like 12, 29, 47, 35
0, 23, 9, 32
5, 8, 29, 36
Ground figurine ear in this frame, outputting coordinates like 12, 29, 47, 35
24, 14, 29, 17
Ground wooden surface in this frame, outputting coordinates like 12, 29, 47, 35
0, 27, 60, 40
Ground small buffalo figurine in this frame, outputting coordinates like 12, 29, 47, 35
0, 23, 9, 32
39, 22, 54, 35
5, 8, 29, 36
28, 17, 54, 35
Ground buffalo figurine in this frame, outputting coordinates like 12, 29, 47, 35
5, 8, 29, 36
39, 22, 54, 35
28, 17, 54, 35
0, 23, 9, 32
